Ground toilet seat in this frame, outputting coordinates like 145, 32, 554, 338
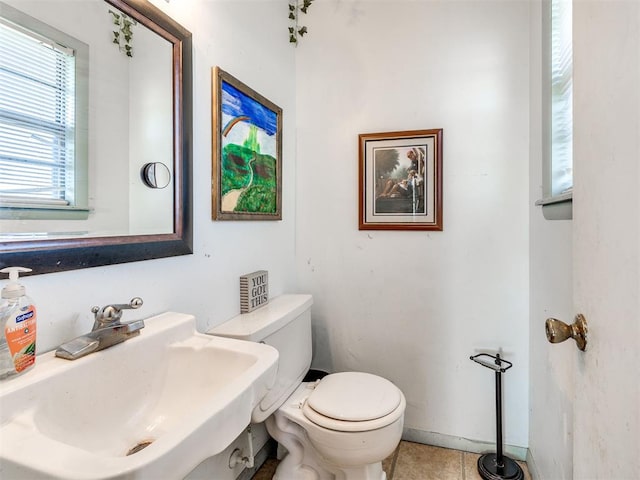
301, 372, 403, 432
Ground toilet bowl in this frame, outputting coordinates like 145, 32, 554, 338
269, 373, 406, 480
208, 295, 406, 480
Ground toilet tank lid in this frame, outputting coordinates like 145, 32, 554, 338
307, 372, 402, 422
208, 294, 313, 341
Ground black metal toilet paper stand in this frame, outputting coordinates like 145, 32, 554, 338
469, 353, 524, 480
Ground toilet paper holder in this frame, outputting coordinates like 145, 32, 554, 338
469, 353, 523, 480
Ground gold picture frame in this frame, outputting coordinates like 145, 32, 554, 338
359, 129, 443, 231
212, 67, 282, 220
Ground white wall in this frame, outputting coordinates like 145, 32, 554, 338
527, 4, 574, 478
22, 0, 297, 363
15, 4, 296, 478
15, 4, 294, 475
295, 1, 531, 449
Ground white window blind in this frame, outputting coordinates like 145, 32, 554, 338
550, 0, 573, 196
0, 18, 76, 206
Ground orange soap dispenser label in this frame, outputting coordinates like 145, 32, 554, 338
5, 306, 37, 372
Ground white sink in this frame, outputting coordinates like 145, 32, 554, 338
0, 312, 278, 479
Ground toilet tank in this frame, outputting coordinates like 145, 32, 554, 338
208, 294, 313, 423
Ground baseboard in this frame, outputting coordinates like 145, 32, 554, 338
402, 427, 529, 462
525, 448, 540, 480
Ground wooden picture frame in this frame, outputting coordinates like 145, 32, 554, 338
212, 67, 282, 220
359, 129, 443, 231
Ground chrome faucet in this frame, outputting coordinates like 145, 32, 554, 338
55, 298, 145, 360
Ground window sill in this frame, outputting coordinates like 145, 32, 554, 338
0, 204, 90, 221
535, 192, 572, 220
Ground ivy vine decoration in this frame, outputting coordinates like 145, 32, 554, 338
288, 0, 314, 45
109, 10, 136, 57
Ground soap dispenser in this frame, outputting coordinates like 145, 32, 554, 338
0, 267, 37, 379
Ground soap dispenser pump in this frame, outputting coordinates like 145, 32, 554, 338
0, 267, 37, 379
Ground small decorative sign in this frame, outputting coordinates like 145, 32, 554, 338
240, 270, 269, 313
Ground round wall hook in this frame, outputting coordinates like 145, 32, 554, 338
141, 162, 171, 189
545, 314, 588, 351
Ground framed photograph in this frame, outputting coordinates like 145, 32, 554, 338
359, 129, 443, 231
212, 67, 282, 220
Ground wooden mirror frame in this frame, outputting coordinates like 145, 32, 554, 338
0, 0, 193, 275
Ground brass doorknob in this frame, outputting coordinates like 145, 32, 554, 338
545, 314, 588, 351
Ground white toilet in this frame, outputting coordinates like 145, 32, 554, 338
209, 294, 406, 480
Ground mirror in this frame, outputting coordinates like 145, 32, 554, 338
0, 0, 192, 274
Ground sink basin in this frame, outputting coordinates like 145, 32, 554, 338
0, 312, 278, 479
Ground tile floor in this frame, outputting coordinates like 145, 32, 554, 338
251, 441, 531, 480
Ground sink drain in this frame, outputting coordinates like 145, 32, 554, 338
126, 440, 154, 456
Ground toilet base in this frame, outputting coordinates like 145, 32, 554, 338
272, 451, 386, 480
267, 406, 391, 480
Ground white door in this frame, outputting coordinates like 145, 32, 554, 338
572, 1, 640, 478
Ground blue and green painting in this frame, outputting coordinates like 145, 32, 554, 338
220, 80, 278, 214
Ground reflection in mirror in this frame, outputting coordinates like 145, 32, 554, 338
0, 0, 192, 274
1, 0, 173, 237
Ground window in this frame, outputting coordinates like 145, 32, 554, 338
0, 5, 88, 220
550, 0, 573, 196
537, 0, 573, 220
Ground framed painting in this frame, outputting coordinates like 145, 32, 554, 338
359, 129, 443, 231
212, 67, 282, 220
